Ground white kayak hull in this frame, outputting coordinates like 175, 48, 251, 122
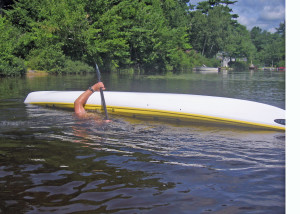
24, 91, 285, 131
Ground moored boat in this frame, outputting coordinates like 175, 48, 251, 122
193, 64, 220, 73
249, 60, 256, 70
249, 64, 256, 70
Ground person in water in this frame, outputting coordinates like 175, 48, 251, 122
74, 82, 106, 117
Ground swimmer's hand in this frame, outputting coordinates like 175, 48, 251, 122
91, 82, 105, 91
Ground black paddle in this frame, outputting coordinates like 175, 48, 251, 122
95, 63, 109, 120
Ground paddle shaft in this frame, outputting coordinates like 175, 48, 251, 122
100, 87, 109, 120
95, 64, 109, 120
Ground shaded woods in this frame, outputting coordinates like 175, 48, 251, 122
1, 0, 285, 76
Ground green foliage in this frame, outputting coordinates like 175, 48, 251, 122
224, 24, 256, 60
191, 0, 284, 68
61, 60, 94, 74
196, 0, 238, 20
228, 60, 248, 71
0, 56, 26, 77
0, 16, 26, 76
190, 2, 237, 58
26, 47, 66, 73
250, 23, 285, 67
0, 0, 285, 76
27, 47, 93, 74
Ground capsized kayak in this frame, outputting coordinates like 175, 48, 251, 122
24, 91, 285, 131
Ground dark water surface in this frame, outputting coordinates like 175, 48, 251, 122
0, 70, 285, 213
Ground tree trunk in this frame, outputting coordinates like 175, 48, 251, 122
202, 36, 207, 56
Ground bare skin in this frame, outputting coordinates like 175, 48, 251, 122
74, 82, 106, 118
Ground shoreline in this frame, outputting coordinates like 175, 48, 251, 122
26, 69, 48, 78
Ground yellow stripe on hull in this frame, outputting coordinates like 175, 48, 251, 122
29, 102, 285, 131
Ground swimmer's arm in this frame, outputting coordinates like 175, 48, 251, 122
74, 82, 105, 117
74, 89, 93, 116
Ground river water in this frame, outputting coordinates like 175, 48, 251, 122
0, 70, 285, 213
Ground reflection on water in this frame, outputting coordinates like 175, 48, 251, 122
0, 70, 285, 213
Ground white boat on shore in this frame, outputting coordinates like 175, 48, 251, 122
24, 91, 285, 131
193, 65, 220, 73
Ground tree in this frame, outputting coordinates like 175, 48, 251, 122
250, 23, 285, 67
89, 0, 191, 72
260, 34, 284, 67
4, 0, 252, 74
190, 2, 235, 57
0, 17, 26, 76
196, 0, 238, 19
4, 0, 95, 73
0, 0, 15, 15
276, 21, 285, 38
224, 24, 256, 61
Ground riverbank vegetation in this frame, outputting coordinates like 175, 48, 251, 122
0, 0, 285, 77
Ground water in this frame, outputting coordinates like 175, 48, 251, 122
0, 70, 285, 213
